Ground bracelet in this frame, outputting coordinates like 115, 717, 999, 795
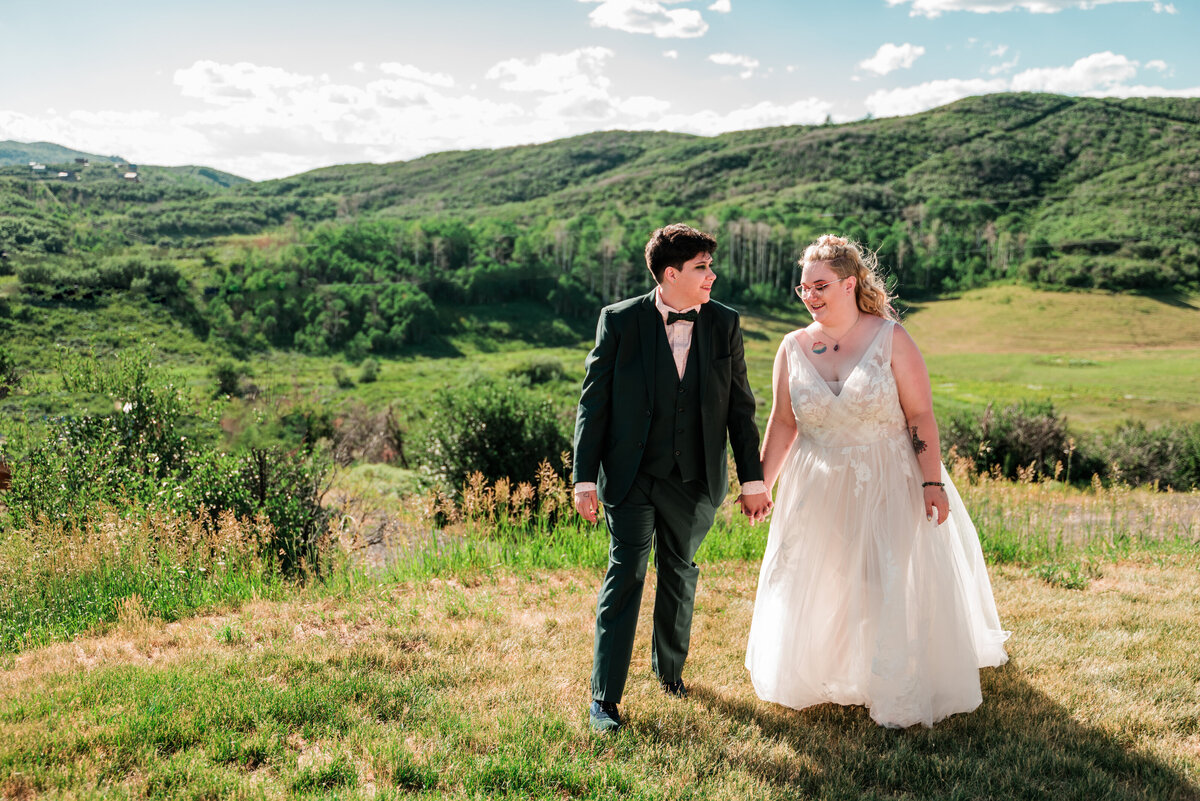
922, 481, 945, 488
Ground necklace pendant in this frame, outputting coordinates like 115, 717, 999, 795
833, 343, 840, 352
811, 341, 827, 355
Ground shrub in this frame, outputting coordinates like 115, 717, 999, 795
1101, 422, 1200, 490
211, 360, 245, 397
0, 344, 19, 399
508, 358, 568, 386
422, 377, 570, 491
332, 365, 356, 389
944, 401, 1096, 481
3, 352, 332, 575
359, 357, 380, 383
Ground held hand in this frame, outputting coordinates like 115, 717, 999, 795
924, 485, 949, 525
575, 490, 600, 524
738, 492, 773, 525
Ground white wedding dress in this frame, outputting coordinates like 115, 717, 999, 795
745, 321, 1009, 728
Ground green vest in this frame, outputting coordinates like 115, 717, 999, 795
640, 322, 705, 484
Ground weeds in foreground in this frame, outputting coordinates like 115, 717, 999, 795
0, 505, 295, 653
946, 451, 1199, 570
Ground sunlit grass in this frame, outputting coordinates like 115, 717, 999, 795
0, 505, 293, 654
2, 554, 1197, 799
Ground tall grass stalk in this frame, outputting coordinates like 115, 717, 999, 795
0, 505, 292, 653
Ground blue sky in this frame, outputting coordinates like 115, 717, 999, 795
2, 0, 1195, 180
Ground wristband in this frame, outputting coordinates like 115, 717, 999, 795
921, 481, 945, 488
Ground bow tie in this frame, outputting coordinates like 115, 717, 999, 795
666, 309, 699, 325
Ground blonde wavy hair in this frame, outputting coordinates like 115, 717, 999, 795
800, 234, 898, 321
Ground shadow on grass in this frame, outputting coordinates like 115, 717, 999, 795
1134, 289, 1200, 312
683, 661, 1198, 800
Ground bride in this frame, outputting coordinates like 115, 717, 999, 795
744, 234, 1009, 729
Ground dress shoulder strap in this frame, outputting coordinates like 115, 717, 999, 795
878, 319, 897, 364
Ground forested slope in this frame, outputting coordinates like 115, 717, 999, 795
1, 92, 1198, 362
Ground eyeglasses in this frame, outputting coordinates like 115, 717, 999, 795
794, 276, 849, 299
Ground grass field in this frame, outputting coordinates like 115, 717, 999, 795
2, 549, 1197, 799
3, 283, 1200, 798
264, 284, 1200, 434
5, 285, 1200, 438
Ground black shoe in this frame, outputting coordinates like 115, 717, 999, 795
589, 699, 622, 731
661, 679, 688, 699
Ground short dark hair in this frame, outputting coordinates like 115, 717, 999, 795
644, 224, 717, 284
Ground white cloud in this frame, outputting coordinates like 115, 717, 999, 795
653, 97, 834, 135
1152, 2, 1177, 12
886, 0, 1169, 16
988, 54, 1021, 75
174, 61, 313, 105
859, 43, 926, 76
865, 50, 1200, 119
580, 0, 709, 38
1010, 51, 1137, 93
352, 62, 365, 73
486, 47, 614, 94
708, 0, 732, 11
1079, 83, 1200, 99
663, 49, 679, 59
990, 45, 1008, 57
865, 77, 1006, 117
708, 52, 759, 78
1145, 59, 1168, 72
378, 63, 455, 87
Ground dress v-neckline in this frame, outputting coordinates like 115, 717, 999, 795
794, 321, 891, 399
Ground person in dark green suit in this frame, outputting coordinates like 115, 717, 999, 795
573, 224, 772, 732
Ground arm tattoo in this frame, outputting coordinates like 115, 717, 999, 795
910, 426, 928, 455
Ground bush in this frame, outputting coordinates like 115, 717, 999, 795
211, 359, 245, 397
332, 365, 355, 389
508, 358, 568, 386
1101, 422, 1200, 490
422, 377, 570, 491
944, 401, 1096, 481
0, 344, 19, 399
3, 352, 332, 575
359, 357, 380, 383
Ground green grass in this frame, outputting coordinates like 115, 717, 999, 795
2, 550, 1197, 799
6, 285, 1200, 440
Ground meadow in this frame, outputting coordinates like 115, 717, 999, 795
1, 284, 1199, 799
1, 466, 1198, 799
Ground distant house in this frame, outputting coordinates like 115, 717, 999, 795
123, 172, 139, 182
30, 163, 45, 171
74, 157, 89, 165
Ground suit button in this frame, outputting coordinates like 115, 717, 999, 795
678, 407, 684, 413
678, 387, 685, 394
637, 442, 644, 448
645, 410, 651, 417
674, 450, 681, 456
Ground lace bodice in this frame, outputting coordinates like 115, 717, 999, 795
786, 320, 908, 448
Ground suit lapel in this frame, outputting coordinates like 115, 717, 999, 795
639, 291, 658, 407
695, 302, 711, 395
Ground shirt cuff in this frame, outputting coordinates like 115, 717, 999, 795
574, 482, 598, 497
740, 480, 768, 496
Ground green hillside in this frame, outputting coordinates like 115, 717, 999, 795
2, 93, 1197, 293
1, 92, 1199, 434
0, 140, 125, 167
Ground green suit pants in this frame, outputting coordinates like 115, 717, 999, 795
591, 470, 718, 703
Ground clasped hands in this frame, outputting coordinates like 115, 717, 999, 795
574, 489, 772, 525
737, 491, 772, 525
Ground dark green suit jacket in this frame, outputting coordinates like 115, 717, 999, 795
572, 290, 764, 508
